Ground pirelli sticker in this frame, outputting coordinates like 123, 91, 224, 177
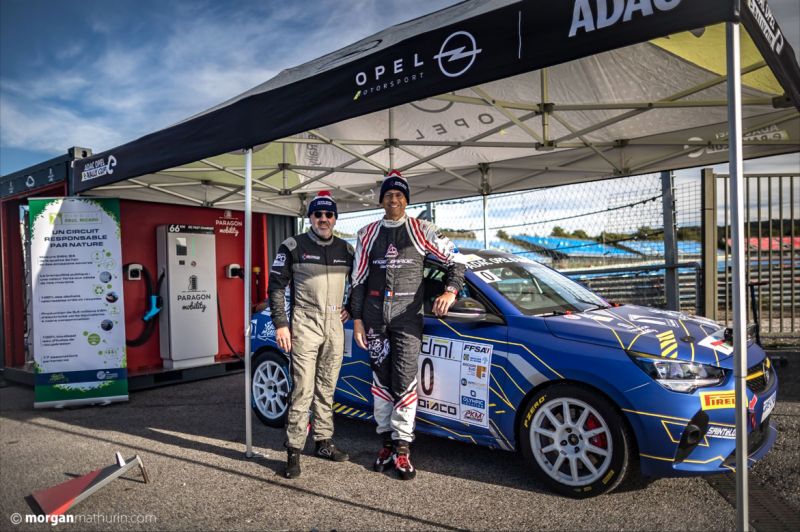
700, 390, 736, 410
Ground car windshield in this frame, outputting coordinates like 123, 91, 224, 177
470, 258, 609, 316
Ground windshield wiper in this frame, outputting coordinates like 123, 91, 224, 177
572, 297, 612, 312
582, 303, 613, 312
537, 309, 576, 317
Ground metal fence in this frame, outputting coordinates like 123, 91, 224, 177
330, 172, 700, 265
717, 173, 799, 345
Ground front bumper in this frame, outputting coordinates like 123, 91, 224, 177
625, 364, 779, 477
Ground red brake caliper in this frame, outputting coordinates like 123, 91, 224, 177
586, 414, 607, 449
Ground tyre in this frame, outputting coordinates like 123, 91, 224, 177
519, 383, 632, 498
251, 349, 291, 428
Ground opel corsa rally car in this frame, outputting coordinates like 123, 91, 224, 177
249, 249, 778, 497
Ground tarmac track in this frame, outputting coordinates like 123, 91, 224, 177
0, 359, 797, 531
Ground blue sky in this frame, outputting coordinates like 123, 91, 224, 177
0, 0, 461, 174
1, 0, 798, 176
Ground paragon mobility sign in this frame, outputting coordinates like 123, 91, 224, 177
28, 197, 128, 408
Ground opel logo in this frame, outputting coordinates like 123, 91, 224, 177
434, 31, 482, 78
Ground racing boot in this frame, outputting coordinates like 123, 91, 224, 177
393, 440, 416, 480
373, 435, 394, 472
314, 439, 349, 462
284, 447, 302, 479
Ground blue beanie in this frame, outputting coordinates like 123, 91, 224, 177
307, 191, 337, 217
379, 169, 410, 204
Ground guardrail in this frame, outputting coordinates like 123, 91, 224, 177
563, 261, 701, 314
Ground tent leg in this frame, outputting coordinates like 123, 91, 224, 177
244, 147, 254, 458
482, 195, 489, 249
727, 21, 749, 532
479, 163, 491, 249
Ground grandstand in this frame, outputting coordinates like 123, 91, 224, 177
451, 238, 552, 264
512, 235, 638, 260
621, 240, 702, 257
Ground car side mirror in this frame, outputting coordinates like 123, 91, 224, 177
446, 297, 487, 322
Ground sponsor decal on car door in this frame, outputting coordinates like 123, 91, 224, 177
417, 335, 492, 427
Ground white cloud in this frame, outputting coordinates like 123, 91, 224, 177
0, 0, 425, 157
4, 0, 793, 170
54, 41, 85, 62
0, 95, 123, 153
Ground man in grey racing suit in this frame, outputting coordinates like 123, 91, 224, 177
351, 170, 465, 480
268, 191, 353, 479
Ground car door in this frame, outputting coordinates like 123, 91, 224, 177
332, 321, 374, 415
417, 261, 509, 448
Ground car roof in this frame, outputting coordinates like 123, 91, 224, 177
427, 247, 538, 268
455, 247, 511, 259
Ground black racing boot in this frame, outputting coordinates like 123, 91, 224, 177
373, 435, 394, 472
284, 447, 301, 479
314, 439, 349, 462
393, 440, 416, 480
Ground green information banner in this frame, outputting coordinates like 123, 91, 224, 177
29, 197, 128, 408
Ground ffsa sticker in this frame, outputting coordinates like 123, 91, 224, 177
417, 335, 492, 427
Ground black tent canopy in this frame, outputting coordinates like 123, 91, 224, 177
73, 0, 799, 215
68, 1, 799, 523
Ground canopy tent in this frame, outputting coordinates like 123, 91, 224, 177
72, 1, 799, 215
68, 1, 799, 525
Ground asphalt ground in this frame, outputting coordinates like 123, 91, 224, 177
0, 358, 798, 532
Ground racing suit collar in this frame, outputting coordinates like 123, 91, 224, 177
381, 214, 407, 228
308, 228, 334, 245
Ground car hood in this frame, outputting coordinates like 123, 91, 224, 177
543, 305, 756, 369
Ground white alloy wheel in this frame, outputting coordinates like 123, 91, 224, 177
252, 358, 290, 423
529, 397, 613, 487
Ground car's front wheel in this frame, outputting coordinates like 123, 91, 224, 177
251, 349, 291, 427
520, 384, 632, 498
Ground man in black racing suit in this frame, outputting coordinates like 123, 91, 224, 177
351, 169, 465, 480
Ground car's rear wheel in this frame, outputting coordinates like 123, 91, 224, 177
251, 350, 291, 427
520, 384, 631, 498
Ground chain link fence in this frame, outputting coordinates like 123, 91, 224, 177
327, 173, 700, 264
309, 171, 797, 345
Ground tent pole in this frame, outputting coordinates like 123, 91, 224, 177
389, 108, 395, 170
479, 163, 490, 249
244, 147, 254, 458
726, 21, 749, 532
541, 68, 549, 144
482, 194, 489, 249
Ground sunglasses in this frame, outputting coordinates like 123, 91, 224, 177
313, 211, 335, 219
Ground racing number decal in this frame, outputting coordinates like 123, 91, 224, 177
421, 357, 434, 395
416, 335, 493, 427
476, 270, 501, 283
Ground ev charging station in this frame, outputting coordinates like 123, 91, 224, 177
156, 224, 219, 369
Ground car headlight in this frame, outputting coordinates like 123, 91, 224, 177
627, 352, 727, 393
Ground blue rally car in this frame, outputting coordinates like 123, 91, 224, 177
249, 249, 778, 497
